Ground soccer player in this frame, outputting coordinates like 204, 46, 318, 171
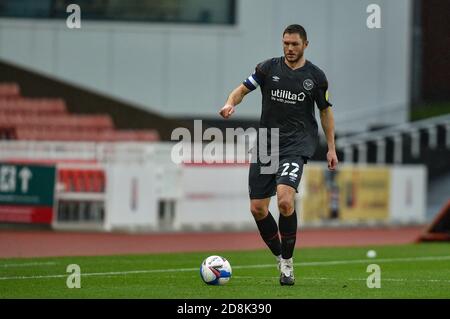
219, 24, 338, 285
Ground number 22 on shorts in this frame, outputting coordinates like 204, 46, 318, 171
281, 162, 300, 178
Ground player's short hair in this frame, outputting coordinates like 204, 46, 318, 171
283, 24, 307, 42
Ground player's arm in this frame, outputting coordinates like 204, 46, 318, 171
319, 107, 338, 170
219, 84, 251, 119
220, 65, 266, 119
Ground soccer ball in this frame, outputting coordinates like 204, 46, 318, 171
200, 255, 232, 285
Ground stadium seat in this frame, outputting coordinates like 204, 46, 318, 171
0, 83, 20, 99
58, 169, 106, 193
0, 127, 16, 140
0, 84, 159, 142
0, 98, 67, 114
12, 127, 152, 142
0, 114, 113, 130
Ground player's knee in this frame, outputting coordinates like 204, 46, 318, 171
278, 199, 294, 216
250, 203, 268, 220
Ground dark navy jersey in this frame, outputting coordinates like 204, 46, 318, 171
243, 57, 332, 158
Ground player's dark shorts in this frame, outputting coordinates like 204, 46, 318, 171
248, 156, 307, 199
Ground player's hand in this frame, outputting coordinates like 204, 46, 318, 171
219, 104, 235, 119
327, 149, 338, 170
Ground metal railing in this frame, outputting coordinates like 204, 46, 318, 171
336, 114, 450, 163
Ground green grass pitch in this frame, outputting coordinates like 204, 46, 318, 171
1, 243, 449, 298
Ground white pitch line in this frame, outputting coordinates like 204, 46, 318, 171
0, 255, 450, 281
348, 278, 450, 283
0, 268, 198, 281
232, 276, 450, 284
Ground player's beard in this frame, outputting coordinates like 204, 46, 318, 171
285, 50, 304, 64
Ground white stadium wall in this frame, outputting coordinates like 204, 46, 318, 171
0, 0, 411, 132
176, 162, 427, 230
390, 166, 427, 224
104, 162, 159, 231
176, 163, 254, 231
0, 142, 426, 231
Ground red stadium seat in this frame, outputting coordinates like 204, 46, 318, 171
0, 90, 159, 142
0, 98, 67, 114
0, 83, 20, 99
58, 169, 106, 193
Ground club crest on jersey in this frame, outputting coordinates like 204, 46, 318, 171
303, 79, 314, 91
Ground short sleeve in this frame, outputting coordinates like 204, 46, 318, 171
243, 59, 273, 91
314, 70, 332, 110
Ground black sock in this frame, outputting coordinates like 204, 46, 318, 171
279, 210, 297, 259
255, 211, 281, 257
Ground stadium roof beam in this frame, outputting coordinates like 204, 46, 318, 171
336, 114, 450, 148
376, 139, 386, 164
393, 135, 403, 164
358, 143, 367, 164
343, 146, 353, 163
447, 124, 450, 149
410, 131, 421, 158
428, 126, 438, 149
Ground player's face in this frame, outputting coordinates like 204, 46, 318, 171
283, 33, 308, 63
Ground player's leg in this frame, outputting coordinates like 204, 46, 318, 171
276, 184, 297, 285
275, 157, 305, 285
277, 184, 297, 258
249, 161, 281, 259
250, 198, 282, 264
